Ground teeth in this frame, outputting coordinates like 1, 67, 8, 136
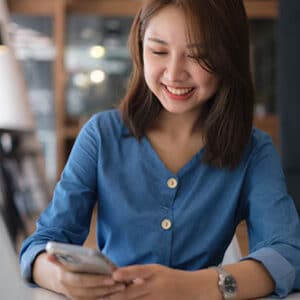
166, 86, 194, 96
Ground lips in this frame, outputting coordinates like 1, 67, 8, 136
166, 86, 194, 95
162, 84, 195, 100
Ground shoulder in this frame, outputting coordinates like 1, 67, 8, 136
242, 127, 279, 168
250, 127, 272, 147
249, 127, 273, 150
83, 109, 128, 137
88, 109, 123, 129
71, 109, 130, 161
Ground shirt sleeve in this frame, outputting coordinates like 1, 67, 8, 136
242, 133, 300, 298
19, 116, 100, 283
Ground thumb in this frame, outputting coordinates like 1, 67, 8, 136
47, 254, 62, 267
113, 264, 155, 283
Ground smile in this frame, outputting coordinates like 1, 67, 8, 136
162, 84, 195, 100
165, 85, 194, 96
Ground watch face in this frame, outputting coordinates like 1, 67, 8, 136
224, 275, 237, 293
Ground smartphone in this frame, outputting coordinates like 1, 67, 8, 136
46, 241, 117, 275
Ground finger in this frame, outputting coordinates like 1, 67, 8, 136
47, 257, 118, 289
112, 265, 154, 283
62, 283, 125, 299
47, 254, 61, 266
123, 280, 150, 299
61, 272, 120, 288
102, 282, 150, 300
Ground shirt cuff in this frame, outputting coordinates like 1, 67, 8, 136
242, 247, 296, 298
20, 243, 47, 284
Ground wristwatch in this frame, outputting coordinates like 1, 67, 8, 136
213, 265, 238, 300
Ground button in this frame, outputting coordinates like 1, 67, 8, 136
161, 218, 172, 230
167, 177, 178, 189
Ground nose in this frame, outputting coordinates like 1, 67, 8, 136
164, 55, 188, 82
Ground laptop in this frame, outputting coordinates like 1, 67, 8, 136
0, 213, 33, 299
0, 214, 66, 299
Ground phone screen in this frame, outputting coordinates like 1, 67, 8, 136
46, 241, 117, 275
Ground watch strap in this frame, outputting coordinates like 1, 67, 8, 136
213, 265, 237, 300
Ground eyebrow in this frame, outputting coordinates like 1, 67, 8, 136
147, 37, 204, 48
147, 37, 168, 45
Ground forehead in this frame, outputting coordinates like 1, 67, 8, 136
144, 5, 187, 37
143, 5, 201, 45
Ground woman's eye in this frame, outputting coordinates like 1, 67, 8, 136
152, 51, 167, 55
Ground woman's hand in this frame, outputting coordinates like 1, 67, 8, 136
33, 253, 125, 300
102, 264, 220, 300
48, 254, 126, 300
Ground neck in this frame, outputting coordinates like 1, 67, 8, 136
152, 109, 202, 138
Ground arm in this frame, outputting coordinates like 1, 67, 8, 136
20, 116, 99, 284
241, 133, 300, 297
217, 260, 275, 299
102, 260, 273, 300
33, 253, 59, 292
32, 253, 125, 299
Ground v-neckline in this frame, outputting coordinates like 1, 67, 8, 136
141, 135, 205, 177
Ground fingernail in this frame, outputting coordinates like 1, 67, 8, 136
113, 284, 125, 291
133, 278, 144, 285
103, 278, 115, 285
112, 272, 121, 281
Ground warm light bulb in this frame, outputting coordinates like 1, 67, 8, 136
0, 45, 8, 54
89, 45, 106, 58
73, 73, 90, 88
90, 70, 106, 84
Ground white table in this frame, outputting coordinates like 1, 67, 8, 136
29, 287, 300, 299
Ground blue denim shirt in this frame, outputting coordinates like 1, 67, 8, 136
20, 109, 300, 297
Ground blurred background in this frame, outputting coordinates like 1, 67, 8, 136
0, 0, 299, 257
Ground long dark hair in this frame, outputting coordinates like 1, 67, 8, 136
119, 0, 254, 169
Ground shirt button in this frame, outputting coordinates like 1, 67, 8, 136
167, 177, 178, 189
161, 219, 172, 230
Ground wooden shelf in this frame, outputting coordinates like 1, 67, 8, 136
62, 126, 80, 139
8, 0, 142, 16
8, 0, 279, 18
7, 0, 54, 15
67, 0, 142, 16
244, 0, 278, 19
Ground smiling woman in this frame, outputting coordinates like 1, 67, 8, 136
121, 0, 254, 169
19, 1, 300, 300
142, 5, 219, 115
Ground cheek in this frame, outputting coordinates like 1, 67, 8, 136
195, 69, 219, 90
143, 56, 158, 85
143, 51, 151, 79
143, 50, 162, 77
206, 75, 219, 90
143, 62, 152, 86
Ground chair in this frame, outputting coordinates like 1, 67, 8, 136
222, 235, 242, 265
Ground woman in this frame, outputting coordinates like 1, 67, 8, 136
20, 0, 300, 299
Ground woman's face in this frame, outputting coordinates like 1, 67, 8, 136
143, 5, 219, 116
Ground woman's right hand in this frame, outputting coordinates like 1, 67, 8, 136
33, 252, 126, 300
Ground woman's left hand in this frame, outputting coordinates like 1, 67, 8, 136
101, 264, 216, 300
